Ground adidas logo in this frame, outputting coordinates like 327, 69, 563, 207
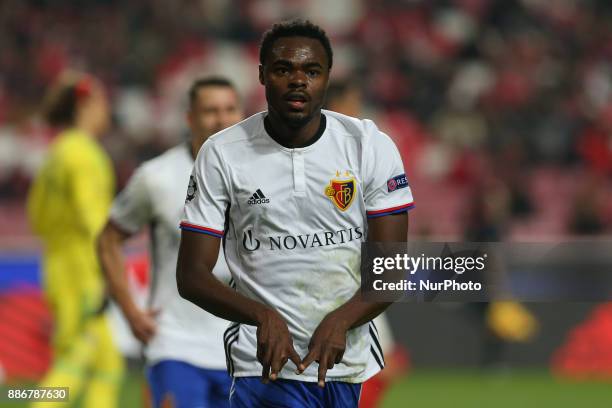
247, 189, 270, 205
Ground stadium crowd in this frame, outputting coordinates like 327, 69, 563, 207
1, 0, 612, 238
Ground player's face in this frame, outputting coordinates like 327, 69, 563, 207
259, 36, 330, 127
188, 86, 243, 147
80, 82, 110, 137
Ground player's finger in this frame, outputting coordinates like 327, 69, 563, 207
261, 359, 271, 384
300, 348, 319, 372
134, 323, 150, 341
143, 317, 157, 330
135, 331, 146, 343
147, 308, 161, 317
270, 351, 287, 381
140, 326, 152, 338
334, 350, 344, 364
256, 332, 268, 362
256, 344, 264, 362
318, 353, 329, 388
261, 338, 274, 383
288, 347, 304, 374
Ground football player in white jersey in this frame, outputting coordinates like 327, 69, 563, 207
97, 77, 243, 408
177, 20, 414, 408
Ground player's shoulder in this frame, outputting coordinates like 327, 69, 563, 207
195, 112, 266, 166
206, 112, 266, 150
141, 143, 189, 171
130, 143, 190, 190
323, 110, 387, 144
54, 129, 108, 167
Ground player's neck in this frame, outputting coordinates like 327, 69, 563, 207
73, 121, 100, 140
190, 133, 210, 159
264, 112, 325, 149
190, 139, 199, 160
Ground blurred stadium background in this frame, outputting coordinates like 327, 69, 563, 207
1, 0, 612, 406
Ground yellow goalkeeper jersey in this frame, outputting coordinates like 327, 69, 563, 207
28, 128, 114, 316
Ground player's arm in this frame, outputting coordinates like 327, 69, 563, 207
97, 222, 157, 343
301, 212, 408, 386
177, 230, 266, 322
176, 230, 303, 381
97, 165, 157, 343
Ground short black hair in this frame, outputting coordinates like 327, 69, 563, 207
43, 72, 88, 127
259, 19, 333, 69
188, 76, 236, 107
45, 84, 78, 127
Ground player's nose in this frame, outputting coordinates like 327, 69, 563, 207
288, 70, 307, 88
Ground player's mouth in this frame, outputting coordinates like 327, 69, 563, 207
285, 93, 309, 110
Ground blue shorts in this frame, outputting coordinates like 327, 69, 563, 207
229, 377, 362, 408
147, 360, 231, 408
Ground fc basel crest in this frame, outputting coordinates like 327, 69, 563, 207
325, 176, 356, 211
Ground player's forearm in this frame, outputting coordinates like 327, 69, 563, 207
176, 251, 270, 326
97, 225, 140, 319
327, 292, 392, 330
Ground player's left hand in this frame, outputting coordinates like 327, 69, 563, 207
301, 312, 348, 387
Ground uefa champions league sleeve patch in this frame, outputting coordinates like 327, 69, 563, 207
387, 174, 408, 192
185, 175, 197, 203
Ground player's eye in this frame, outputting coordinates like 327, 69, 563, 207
275, 67, 289, 75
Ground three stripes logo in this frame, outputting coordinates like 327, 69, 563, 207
247, 189, 270, 205
224, 322, 240, 375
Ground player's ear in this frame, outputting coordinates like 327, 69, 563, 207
258, 65, 265, 85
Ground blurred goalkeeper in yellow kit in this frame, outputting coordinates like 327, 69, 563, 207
27, 72, 124, 407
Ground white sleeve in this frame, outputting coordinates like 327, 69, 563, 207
109, 166, 153, 234
363, 121, 415, 218
180, 141, 229, 238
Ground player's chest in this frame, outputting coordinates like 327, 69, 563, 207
229, 149, 364, 221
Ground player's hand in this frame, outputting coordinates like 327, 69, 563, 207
127, 308, 159, 344
301, 312, 348, 387
256, 308, 303, 383
486, 301, 538, 342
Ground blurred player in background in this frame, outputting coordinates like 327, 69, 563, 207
325, 79, 410, 408
97, 77, 243, 408
27, 72, 124, 407
177, 20, 413, 407
464, 186, 539, 366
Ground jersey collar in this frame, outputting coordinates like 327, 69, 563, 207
263, 114, 327, 151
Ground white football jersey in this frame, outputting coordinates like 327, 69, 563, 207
111, 143, 231, 369
181, 110, 414, 383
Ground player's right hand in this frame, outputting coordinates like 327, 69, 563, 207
255, 308, 303, 383
127, 308, 159, 344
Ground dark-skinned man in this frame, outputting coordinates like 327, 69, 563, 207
177, 20, 414, 408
